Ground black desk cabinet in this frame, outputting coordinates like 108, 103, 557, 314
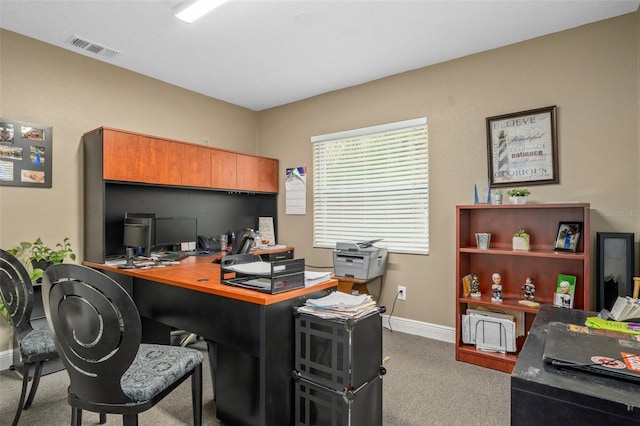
511, 305, 640, 425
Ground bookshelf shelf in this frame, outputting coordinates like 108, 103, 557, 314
455, 203, 591, 373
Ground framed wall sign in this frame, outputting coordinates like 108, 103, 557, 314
486, 105, 558, 187
0, 117, 53, 188
596, 232, 635, 312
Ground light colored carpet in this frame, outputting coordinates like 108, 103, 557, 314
0, 329, 510, 425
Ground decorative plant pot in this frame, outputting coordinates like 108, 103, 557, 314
31, 259, 53, 282
509, 196, 527, 205
512, 236, 530, 251
492, 194, 503, 205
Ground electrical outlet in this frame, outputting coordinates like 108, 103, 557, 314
397, 285, 406, 301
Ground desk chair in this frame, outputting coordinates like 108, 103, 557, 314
43, 264, 203, 426
0, 249, 59, 426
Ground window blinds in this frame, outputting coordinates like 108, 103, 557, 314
311, 117, 429, 255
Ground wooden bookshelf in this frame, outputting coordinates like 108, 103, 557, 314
455, 203, 590, 373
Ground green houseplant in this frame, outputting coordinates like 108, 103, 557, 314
7, 237, 76, 282
512, 228, 530, 251
507, 188, 531, 204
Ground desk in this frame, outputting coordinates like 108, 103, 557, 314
511, 305, 640, 425
334, 275, 383, 299
85, 255, 337, 426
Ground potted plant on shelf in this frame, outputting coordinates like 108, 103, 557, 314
7, 237, 76, 282
507, 188, 531, 204
513, 228, 530, 251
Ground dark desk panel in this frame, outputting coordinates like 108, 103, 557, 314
511, 305, 640, 425
87, 257, 336, 426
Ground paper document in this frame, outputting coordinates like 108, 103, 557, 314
305, 271, 331, 287
225, 261, 272, 276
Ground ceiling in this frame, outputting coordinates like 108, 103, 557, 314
1, 1, 638, 111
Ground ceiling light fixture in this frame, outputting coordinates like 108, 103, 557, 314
174, 0, 227, 24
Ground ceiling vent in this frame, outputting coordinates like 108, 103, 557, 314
65, 35, 120, 58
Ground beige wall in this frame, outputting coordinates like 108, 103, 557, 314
1, 12, 639, 351
259, 12, 640, 327
0, 30, 258, 350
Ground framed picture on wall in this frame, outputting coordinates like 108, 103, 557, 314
486, 106, 558, 187
596, 232, 635, 312
553, 222, 582, 252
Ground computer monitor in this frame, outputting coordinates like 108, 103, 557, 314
155, 217, 197, 251
123, 212, 155, 257
120, 221, 150, 269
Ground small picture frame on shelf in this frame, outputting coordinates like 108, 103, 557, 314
554, 274, 576, 308
553, 222, 582, 252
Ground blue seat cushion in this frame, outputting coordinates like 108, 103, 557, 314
20, 327, 57, 356
121, 344, 203, 402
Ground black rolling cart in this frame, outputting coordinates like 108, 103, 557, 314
292, 306, 386, 426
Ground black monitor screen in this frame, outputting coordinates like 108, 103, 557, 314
155, 217, 197, 248
123, 215, 153, 257
125, 212, 156, 246
123, 223, 148, 249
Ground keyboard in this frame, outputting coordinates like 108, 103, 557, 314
157, 252, 188, 262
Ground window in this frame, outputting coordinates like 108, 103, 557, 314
311, 117, 428, 255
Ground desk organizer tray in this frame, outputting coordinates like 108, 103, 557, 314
220, 253, 305, 294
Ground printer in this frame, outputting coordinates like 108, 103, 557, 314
333, 240, 388, 280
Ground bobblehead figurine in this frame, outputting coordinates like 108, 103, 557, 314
491, 273, 502, 302
470, 272, 481, 298
519, 276, 540, 307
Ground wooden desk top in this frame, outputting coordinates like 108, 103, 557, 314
84, 253, 336, 306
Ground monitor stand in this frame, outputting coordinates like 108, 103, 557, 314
118, 247, 138, 269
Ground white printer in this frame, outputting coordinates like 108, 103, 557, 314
333, 240, 388, 280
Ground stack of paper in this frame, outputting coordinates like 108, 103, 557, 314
304, 270, 332, 287
297, 291, 378, 320
609, 296, 640, 322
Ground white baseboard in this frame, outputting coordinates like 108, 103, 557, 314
1, 348, 14, 371
382, 314, 455, 344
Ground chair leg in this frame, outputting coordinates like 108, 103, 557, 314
99, 412, 107, 424
123, 414, 138, 426
71, 407, 82, 426
11, 362, 31, 426
23, 360, 44, 409
192, 364, 203, 426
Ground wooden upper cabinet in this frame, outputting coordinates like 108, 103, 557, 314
145, 138, 181, 185
236, 154, 261, 192
234, 154, 279, 193
181, 143, 211, 187
211, 149, 237, 190
100, 128, 278, 193
258, 157, 279, 193
103, 130, 146, 182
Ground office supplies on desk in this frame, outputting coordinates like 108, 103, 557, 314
543, 321, 640, 383
220, 253, 305, 294
155, 251, 188, 262
333, 240, 388, 280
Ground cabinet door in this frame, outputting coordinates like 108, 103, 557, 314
258, 157, 279, 193
144, 138, 181, 185
236, 154, 261, 192
211, 149, 237, 190
103, 130, 145, 182
181, 143, 211, 187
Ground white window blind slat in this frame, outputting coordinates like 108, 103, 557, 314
312, 118, 429, 255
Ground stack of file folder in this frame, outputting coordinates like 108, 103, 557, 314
297, 291, 378, 320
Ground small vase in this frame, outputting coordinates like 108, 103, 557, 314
512, 236, 530, 251
509, 196, 527, 205
492, 194, 503, 205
